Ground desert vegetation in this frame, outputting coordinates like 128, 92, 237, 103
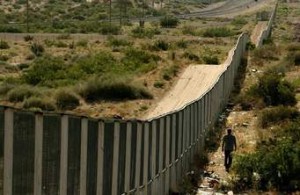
0, 0, 246, 118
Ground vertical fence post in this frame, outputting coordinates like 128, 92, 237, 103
80, 118, 88, 195
97, 121, 104, 195
177, 111, 183, 186
124, 122, 132, 193
143, 123, 149, 194
112, 122, 120, 195
170, 114, 176, 191
151, 120, 157, 194
34, 113, 43, 195
165, 115, 171, 195
60, 115, 68, 195
158, 118, 164, 194
135, 122, 142, 193
4, 108, 13, 195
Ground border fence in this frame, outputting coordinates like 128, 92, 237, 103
0, 4, 277, 195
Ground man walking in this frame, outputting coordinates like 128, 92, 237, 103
222, 128, 237, 172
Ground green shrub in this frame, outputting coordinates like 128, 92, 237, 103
202, 27, 234, 37
176, 39, 188, 48
202, 55, 219, 64
294, 51, 300, 65
182, 25, 198, 35
183, 51, 200, 61
153, 81, 165, 88
233, 138, 300, 191
55, 90, 80, 110
153, 40, 169, 51
0, 26, 22, 33
76, 39, 88, 47
23, 96, 56, 111
7, 86, 40, 102
24, 35, 34, 42
131, 27, 160, 38
0, 55, 9, 61
160, 16, 179, 28
256, 72, 296, 106
253, 44, 280, 61
259, 106, 299, 128
287, 43, 300, 51
121, 48, 160, 73
107, 36, 131, 47
162, 65, 179, 81
23, 55, 67, 86
30, 42, 45, 57
71, 52, 117, 76
231, 17, 248, 27
79, 76, 153, 102
100, 23, 121, 35
246, 42, 256, 51
0, 40, 9, 49
0, 83, 15, 96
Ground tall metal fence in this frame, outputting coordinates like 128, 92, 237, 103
0, 5, 277, 195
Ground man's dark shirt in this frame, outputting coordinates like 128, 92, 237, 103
222, 134, 236, 151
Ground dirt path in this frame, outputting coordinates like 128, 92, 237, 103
195, 20, 269, 194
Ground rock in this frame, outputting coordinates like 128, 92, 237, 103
242, 122, 249, 127
227, 191, 234, 195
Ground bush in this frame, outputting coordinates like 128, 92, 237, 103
162, 65, 179, 81
231, 17, 248, 26
122, 48, 160, 73
294, 51, 300, 65
0, 40, 9, 49
23, 96, 56, 111
259, 106, 299, 128
183, 51, 200, 61
107, 36, 131, 47
30, 42, 45, 57
153, 81, 165, 88
160, 16, 179, 28
202, 55, 219, 64
7, 86, 40, 102
23, 55, 67, 86
287, 43, 300, 51
76, 39, 88, 47
131, 27, 160, 38
253, 44, 280, 61
100, 23, 121, 35
24, 35, 34, 42
176, 39, 188, 48
153, 40, 169, 51
55, 90, 80, 110
233, 138, 300, 191
79, 76, 153, 102
202, 27, 234, 37
246, 42, 256, 51
256, 72, 297, 106
0, 83, 15, 96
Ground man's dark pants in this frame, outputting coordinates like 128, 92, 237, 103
224, 150, 233, 171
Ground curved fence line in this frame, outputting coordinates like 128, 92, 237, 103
0, 4, 277, 195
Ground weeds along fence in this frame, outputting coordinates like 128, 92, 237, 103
0, 7, 277, 195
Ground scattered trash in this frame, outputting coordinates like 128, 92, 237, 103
242, 122, 249, 127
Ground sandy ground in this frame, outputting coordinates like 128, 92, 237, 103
250, 21, 268, 46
